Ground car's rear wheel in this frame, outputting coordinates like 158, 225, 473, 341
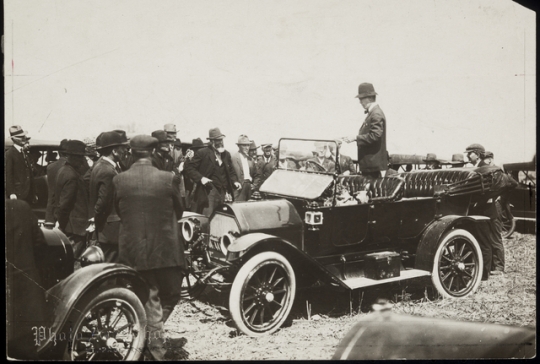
229, 252, 296, 337
65, 287, 146, 360
432, 229, 483, 298
499, 201, 516, 238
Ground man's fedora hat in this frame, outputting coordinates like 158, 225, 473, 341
152, 130, 174, 143
236, 134, 251, 145
164, 124, 177, 133
191, 138, 206, 149
207, 127, 226, 140
9, 125, 30, 139
464, 143, 485, 154
355, 83, 378, 99
423, 153, 441, 162
249, 140, 259, 150
449, 153, 465, 164
96, 130, 129, 150
63, 140, 89, 155
130, 135, 158, 150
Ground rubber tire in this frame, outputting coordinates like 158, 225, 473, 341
64, 287, 147, 361
229, 252, 296, 337
431, 229, 483, 299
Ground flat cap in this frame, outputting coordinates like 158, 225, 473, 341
464, 143, 485, 154
130, 135, 158, 150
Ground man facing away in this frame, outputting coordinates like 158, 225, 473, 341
88, 130, 129, 263
184, 127, 241, 217
113, 135, 185, 360
231, 134, 260, 201
54, 140, 90, 259
343, 83, 388, 179
5, 125, 37, 203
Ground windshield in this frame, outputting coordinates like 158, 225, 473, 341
277, 138, 339, 174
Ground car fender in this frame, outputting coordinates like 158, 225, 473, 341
228, 233, 347, 289
415, 215, 491, 271
38, 263, 148, 355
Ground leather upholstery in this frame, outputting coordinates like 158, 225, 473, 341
397, 169, 477, 198
336, 175, 404, 202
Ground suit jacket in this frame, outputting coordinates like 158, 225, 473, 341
356, 104, 388, 172
152, 150, 186, 198
330, 153, 356, 174
306, 157, 336, 172
231, 151, 260, 185
89, 158, 121, 243
54, 162, 89, 236
6, 200, 47, 359
113, 159, 184, 271
184, 147, 239, 208
254, 155, 277, 190
45, 157, 67, 223
5, 146, 35, 201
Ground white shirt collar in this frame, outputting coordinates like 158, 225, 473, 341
13, 143, 23, 152
367, 102, 379, 113
102, 156, 117, 168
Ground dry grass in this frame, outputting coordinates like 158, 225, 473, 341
164, 232, 536, 360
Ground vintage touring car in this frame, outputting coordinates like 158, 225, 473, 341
178, 138, 512, 337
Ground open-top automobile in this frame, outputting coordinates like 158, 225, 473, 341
178, 138, 513, 337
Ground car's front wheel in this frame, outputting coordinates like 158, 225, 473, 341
229, 252, 296, 337
432, 229, 483, 298
65, 287, 147, 360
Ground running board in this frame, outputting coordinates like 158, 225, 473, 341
342, 269, 432, 290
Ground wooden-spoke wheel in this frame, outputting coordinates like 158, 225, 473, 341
180, 255, 207, 300
499, 201, 516, 238
66, 288, 146, 361
432, 229, 483, 298
229, 252, 296, 337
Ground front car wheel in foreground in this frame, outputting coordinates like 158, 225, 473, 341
229, 252, 296, 337
65, 287, 147, 360
432, 229, 483, 298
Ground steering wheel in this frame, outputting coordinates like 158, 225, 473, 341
305, 160, 327, 172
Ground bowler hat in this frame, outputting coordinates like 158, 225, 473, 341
236, 134, 251, 145
464, 143, 485, 154
423, 153, 440, 162
152, 130, 174, 143
96, 130, 129, 150
449, 153, 465, 164
59, 139, 69, 150
249, 140, 259, 150
63, 140, 89, 155
9, 125, 29, 138
191, 138, 206, 149
164, 123, 177, 133
207, 127, 225, 140
130, 135, 158, 150
355, 83, 378, 99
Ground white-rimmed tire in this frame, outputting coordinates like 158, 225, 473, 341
432, 229, 483, 298
229, 252, 296, 337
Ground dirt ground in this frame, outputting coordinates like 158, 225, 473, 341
163, 232, 536, 360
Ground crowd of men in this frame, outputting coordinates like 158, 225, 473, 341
4, 82, 514, 359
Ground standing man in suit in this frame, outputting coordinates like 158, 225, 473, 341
113, 135, 185, 360
5, 125, 37, 203
253, 143, 277, 191
184, 138, 205, 212
328, 140, 356, 175
88, 130, 129, 263
184, 128, 241, 217
231, 135, 260, 201
45, 139, 69, 224
343, 83, 388, 178
54, 140, 90, 259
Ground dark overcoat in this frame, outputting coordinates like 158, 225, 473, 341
89, 158, 121, 243
184, 147, 239, 209
54, 162, 89, 236
6, 200, 47, 359
45, 157, 66, 223
254, 155, 277, 190
113, 159, 185, 271
5, 145, 35, 201
356, 104, 388, 172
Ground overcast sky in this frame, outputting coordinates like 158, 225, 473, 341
4, 0, 536, 164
